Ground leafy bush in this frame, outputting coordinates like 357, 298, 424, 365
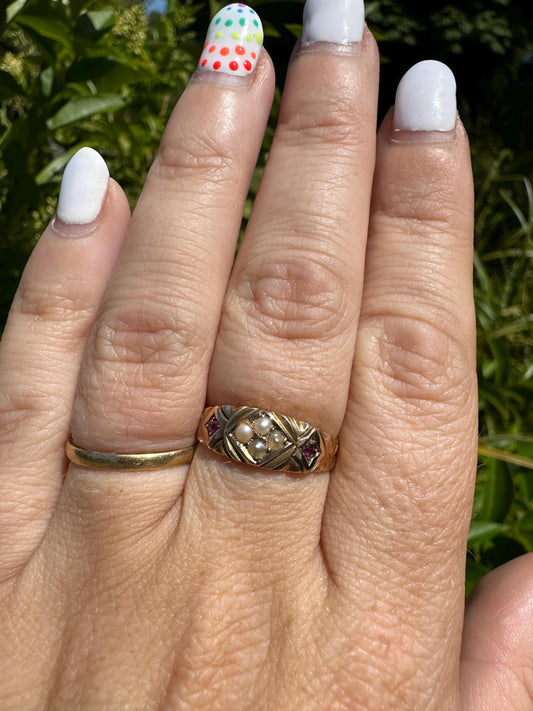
1, 0, 532, 592
1, 0, 198, 318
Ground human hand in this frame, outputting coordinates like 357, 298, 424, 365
1, 2, 532, 709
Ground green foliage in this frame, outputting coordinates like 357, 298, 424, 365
0, 0, 199, 319
467, 150, 533, 594
0, 0, 532, 594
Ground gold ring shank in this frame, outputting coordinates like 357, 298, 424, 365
66, 440, 195, 471
197, 405, 338, 474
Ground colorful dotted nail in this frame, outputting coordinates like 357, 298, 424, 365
198, 3, 263, 77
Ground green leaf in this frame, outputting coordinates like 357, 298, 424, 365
517, 441, 533, 460
465, 558, 489, 597
16, 15, 73, 49
515, 472, 533, 501
40, 66, 54, 97
76, 9, 115, 39
46, 94, 128, 130
66, 58, 156, 93
35, 144, 87, 186
468, 520, 505, 545
478, 445, 533, 470
479, 457, 514, 523
5, 0, 30, 24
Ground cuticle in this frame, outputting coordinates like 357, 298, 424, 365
191, 67, 256, 90
295, 40, 363, 59
51, 215, 100, 238
389, 130, 457, 146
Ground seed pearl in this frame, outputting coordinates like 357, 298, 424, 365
267, 431, 285, 451
254, 416, 272, 436
235, 421, 254, 444
248, 439, 267, 460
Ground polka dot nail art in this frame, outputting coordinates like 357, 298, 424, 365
198, 3, 263, 77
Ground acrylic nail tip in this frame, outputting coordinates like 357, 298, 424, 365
57, 147, 109, 225
394, 60, 457, 132
302, 0, 365, 45
197, 3, 263, 77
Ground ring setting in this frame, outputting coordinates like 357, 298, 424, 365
198, 405, 337, 473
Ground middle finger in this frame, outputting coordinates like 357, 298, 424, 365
183, 4, 379, 564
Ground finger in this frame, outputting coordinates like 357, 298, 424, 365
0, 149, 129, 576
180, 9, 378, 574
461, 553, 533, 711
323, 62, 477, 703
64, 6, 273, 519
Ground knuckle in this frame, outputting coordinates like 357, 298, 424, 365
229, 255, 347, 341
358, 314, 475, 413
13, 277, 93, 335
81, 301, 209, 430
92, 302, 205, 373
374, 161, 472, 232
264, 200, 357, 248
374, 204, 462, 240
0, 391, 38, 448
75, 302, 210, 442
154, 125, 237, 181
278, 93, 364, 149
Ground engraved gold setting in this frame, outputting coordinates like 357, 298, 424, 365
197, 405, 338, 474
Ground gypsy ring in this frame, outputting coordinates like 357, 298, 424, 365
197, 405, 338, 474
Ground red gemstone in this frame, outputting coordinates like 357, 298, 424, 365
229, 61, 239, 71
206, 415, 222, 437
302, 440, 318, 461
244, 60, 252, 71
213, 61, 222, 70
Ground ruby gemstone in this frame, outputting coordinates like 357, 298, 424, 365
206, 415, 222, 437
302, 440, 319, 462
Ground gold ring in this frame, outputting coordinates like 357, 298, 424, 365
66, 440, 195, 471
197, 406, 338, 474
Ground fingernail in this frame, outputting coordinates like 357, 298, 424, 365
56, 147, 109, 227
302, 0, 365, 45
394, 60, 457, 133
197, 3, 263, 77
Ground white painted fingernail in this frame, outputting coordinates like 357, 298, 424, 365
394, 60, 457, 132
57, 147, 109, 225
302, 0, 365, 45
197, 3, 263, 77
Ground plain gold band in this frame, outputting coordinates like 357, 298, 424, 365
66, 440, 195, 471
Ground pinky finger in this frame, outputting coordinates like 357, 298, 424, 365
0, 148, 129, 576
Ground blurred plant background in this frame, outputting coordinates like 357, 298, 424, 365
0, 0, 532, 593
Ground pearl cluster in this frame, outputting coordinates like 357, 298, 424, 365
233, 415, 286, 461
